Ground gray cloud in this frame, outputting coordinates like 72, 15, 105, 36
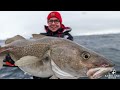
0, 11, 120, 40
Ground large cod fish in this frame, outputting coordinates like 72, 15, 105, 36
0, 34, 115, 79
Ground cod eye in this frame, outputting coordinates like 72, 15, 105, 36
81, 51, 91, 60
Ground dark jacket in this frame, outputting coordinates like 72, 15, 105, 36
40, 24, 73, 41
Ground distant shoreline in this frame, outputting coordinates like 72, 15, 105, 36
73, 33, 120, 37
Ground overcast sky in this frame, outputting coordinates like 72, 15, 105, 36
0, 11, 120, 40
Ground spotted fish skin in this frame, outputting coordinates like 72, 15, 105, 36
0, 35, 115, 79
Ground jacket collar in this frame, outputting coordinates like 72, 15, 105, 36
44, 24, 72, 34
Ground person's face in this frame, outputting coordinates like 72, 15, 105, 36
47, 17, 61, 32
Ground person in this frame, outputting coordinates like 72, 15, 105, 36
3, 11, 73, 79
33, 11, 74, 79
40, 11, 73, 41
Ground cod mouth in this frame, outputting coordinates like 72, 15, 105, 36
87, 67, 114, 79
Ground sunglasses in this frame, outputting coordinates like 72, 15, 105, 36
48, 19, 60, 23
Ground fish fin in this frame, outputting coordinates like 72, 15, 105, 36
0, 47, 13, 54
49, 75, 59, 79
5, 35, 26, 44
0, 55, 6, 69
32, 34, 46, 39
15, 56, 40, 66
0, 60, 3, 69
0, 64, 2, 69
0, 47, 13, 69
15, 55, 53, 77
42, 50, 51, 64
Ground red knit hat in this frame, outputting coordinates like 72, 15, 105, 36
47, 11, 62, 24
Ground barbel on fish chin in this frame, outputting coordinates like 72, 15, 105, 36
0, 35, 115, 79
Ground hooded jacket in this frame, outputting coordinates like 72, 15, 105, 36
40, 24, 73, 41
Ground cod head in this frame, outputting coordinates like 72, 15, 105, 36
50, 42, 115, 79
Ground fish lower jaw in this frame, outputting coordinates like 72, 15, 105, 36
87, 67, 114, 79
